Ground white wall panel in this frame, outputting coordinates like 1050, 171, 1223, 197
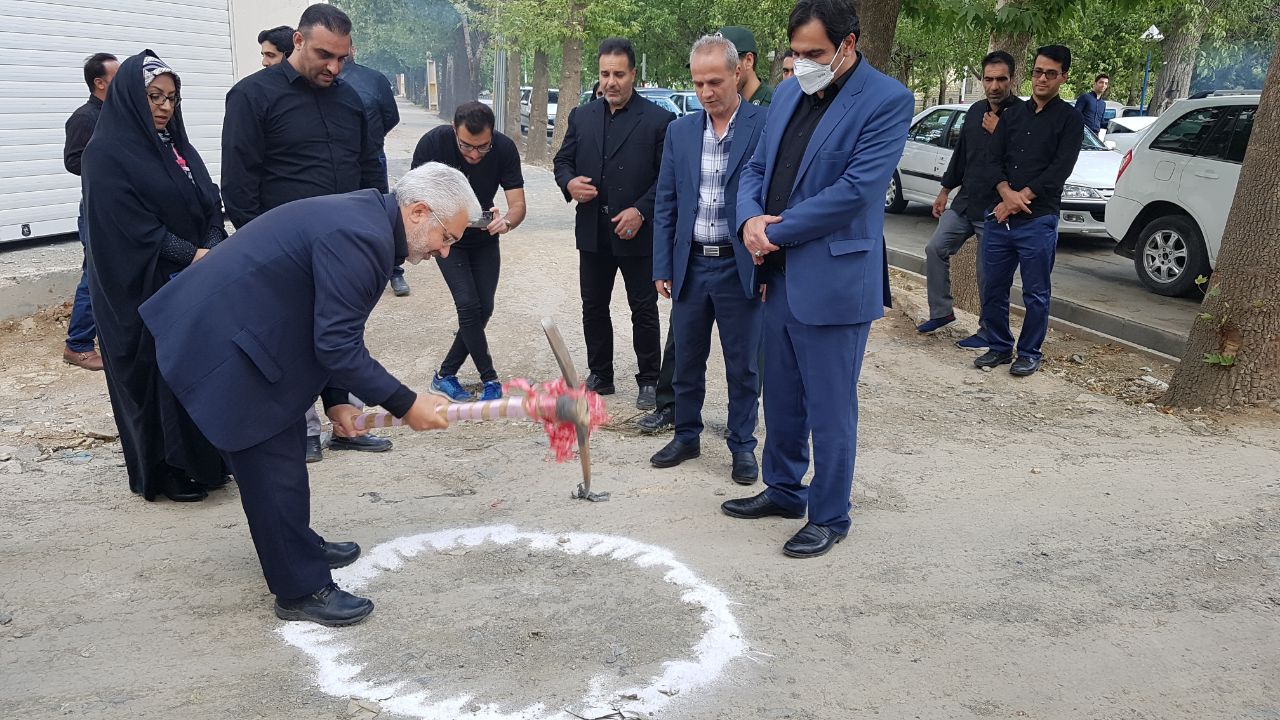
0, 0, 233, 243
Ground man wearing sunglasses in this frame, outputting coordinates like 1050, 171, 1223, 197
410, 101, 526, 403
977, 44, 1084, 377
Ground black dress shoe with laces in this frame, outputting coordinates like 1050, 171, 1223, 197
323, 541, 361, 569
651, 438, 700, 468
305, 435, 323, 463
720, 492, 805, 520
1010, 356, 1041, 376
274, 583, 374, 627
782, 522, 847, 558
730, 452, 759, 485
635, 406, 674, 433
585, 373, 615, 395
974, 350, 1014, 369
328, 434, 393, 452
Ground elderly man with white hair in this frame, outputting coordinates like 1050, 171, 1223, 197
140, 162, 480, 626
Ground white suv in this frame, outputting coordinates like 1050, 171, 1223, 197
888, 103, 1123, 237
1105, 93, 1259, 296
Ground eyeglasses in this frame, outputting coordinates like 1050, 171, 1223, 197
430, 213, 460, 246
1031, 68, 1063, 80
147, 92, 181, 107
457, 138, 493, 155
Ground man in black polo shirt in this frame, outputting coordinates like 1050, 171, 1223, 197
221, 3, 390, 460
411, 102, 526, 402
916, 50, 1020, 349
976, 44, 1084, 377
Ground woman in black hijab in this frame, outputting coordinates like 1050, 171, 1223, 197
82, 50, 227, 502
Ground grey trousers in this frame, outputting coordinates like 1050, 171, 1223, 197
925, 208, 986, 320
304, 395, 366, 438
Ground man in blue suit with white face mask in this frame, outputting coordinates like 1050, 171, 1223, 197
726, 0, 913, 558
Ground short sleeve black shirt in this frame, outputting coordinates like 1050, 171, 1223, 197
411, 125, 524, 246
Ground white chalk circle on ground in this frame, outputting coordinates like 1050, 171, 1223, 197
276, 524, 747, 719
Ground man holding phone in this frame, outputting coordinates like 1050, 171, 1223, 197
410, 101, 527, 401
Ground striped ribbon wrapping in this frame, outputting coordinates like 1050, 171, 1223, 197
351, 394, 577, 431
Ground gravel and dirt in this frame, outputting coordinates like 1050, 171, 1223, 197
1, 102, 1277, 720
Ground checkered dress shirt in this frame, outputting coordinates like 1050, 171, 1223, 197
692, 108, 738, 245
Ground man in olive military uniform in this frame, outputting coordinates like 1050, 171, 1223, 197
720, 26, 773, 107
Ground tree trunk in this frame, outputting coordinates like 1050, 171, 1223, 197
989, 0, 1032, 92
1149, 0, 1221, 116
853, 0, 902, 71
551, 0, 586, 161
505, 49, 523, 144
440, 54, 455, 120
1164, 37, 1280, 409
526, 50, 551, 165
937, 73, 947, 106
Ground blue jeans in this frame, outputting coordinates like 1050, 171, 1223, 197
66, 211, 96, 352
980, 214, 1058, 362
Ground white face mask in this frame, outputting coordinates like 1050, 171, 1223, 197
793, 46, 849, 95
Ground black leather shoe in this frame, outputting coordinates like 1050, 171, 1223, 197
782, 522, 847, 558
585, 374, 615, 395
635, 405, 674, 433
390, 274, 411, 297
730, 452, 759, 485
328, 434, 393, 453
274, 583, 374, 627
974, 350, 1014, 369
651, 438, 700, 468
636, 384, 657, 410
305, 436, 323, 463
161, 474, 207, 503
1010, 356, 1041, 376
323, 541, 361, 569
720, 492, 804, 520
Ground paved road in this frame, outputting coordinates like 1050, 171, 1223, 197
883, 205, 1201, 357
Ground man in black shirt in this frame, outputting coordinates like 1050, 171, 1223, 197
221, 4, 383, 230
412, 102, 526, 402
340, 45, 406, 294
258, 25, 294, 67
917, 50, 1020, 349
554, 38, 675, 409
221, 3, 390, 459
977, 44, 1084, 376
61, 52, 117, 372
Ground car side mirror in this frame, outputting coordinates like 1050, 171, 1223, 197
1105, 140, 1117, 150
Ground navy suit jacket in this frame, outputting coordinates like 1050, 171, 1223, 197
553, 94, 676, 257
139, 190, 416, 452
652, 101, 766, 299
737, 61, 914, 326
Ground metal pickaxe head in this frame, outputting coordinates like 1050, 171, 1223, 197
542, 317, 608, 502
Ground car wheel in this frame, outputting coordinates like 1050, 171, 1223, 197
885, 171, 908, 214
1133, 215, 1210, 297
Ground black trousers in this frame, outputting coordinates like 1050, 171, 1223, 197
437, 240, 501, 382
222, 417, 330, 600
579, 231, 660, 386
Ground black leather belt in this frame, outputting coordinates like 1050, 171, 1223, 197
694, 243, 734, 257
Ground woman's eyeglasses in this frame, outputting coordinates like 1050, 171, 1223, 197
147, 92, 181, 108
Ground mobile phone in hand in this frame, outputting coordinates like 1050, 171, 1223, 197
469, 210, 494, 229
